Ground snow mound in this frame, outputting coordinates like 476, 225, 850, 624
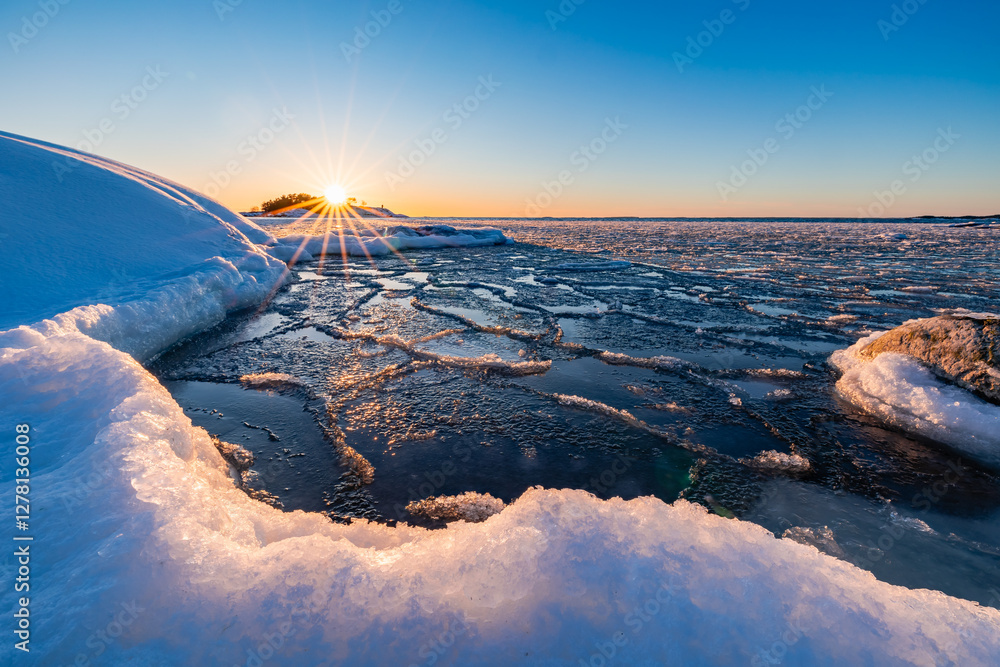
266, 225, 509, 261
831, 332, 1000, 465
4, 328, 999, 664
0, 130, 284, 337
406, 492, 506, 523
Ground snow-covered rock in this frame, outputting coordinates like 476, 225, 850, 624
831, 318, 1000, 465
858, 314, 1000, 404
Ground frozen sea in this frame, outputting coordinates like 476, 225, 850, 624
153, 217, 1000, 610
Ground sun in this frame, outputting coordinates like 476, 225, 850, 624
324, 184, 348, 205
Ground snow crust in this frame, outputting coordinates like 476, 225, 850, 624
2, 133, 1000, 664
831, 332, 1000, 465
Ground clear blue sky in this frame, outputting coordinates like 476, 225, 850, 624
2, 0, 998, 216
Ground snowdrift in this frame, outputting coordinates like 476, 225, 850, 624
0, 131, 282, 338
2, 133, 1000, 665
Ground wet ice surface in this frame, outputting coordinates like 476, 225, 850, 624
151, 218, 1000, 608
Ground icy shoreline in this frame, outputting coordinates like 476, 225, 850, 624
3, 132, 1000, 664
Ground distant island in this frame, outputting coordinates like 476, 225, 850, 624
243, 205, 407, 219
240, 192, 407, 219
913, 214, 999, 220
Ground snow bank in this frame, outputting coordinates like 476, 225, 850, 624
858, 314, 1000, 404
2, 134, 1000, 664
831, 332, 1000, 465
0, 131, 283, 338
266, 225, 509, 261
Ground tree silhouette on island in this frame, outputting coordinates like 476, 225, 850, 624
255, 193, 402, 218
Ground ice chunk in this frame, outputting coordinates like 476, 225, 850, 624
744, 450, 811, 473
405, 492, 506, 523
782, 526, 845, 558
597, 350, 694, 371
239, 372, 308, 392
214, 437, 255, 472
377, 333, 552, 376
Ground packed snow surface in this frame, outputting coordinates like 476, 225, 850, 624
2, 134, 1000, 664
